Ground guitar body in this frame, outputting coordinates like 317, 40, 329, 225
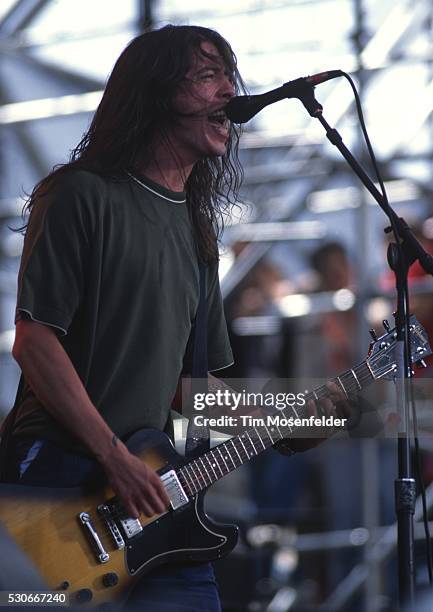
0, 429, 238, 606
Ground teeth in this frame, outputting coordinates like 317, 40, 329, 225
208, 110, 226, 122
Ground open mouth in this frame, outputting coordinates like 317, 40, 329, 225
207, 110, 229, 129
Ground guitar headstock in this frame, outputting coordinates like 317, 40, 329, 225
366, 315, 432, 380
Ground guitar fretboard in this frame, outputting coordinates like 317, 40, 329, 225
177, 361, 374, 497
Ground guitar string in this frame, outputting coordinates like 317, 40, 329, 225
176, 350, 404, 494
89, 344, 420, 527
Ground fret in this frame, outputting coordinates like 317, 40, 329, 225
243, 432, 257, 458
355, 365, 366, 383
342, 373, 356, 395
216, 446, 229, 473
176, 470, 192, 497
182, 465, 198, 495
245, 430, 258, 455
198, 458, 212, 486
269, 421, 284, 440
337, 372, 350, 395
291, 404, 300, 419
336, 376, 348, 398
230, 438, 243, 464
260, 424, 274, 446
238, 435, 250, 459
189, 461, 204, 489
223, 443, 237, 469
253, 426, 267, 450
205, 454, 218, 481
279, 412, 293, 435
210, 449, 225, 477
366, 361, 376, 378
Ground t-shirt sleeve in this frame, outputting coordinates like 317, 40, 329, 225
16, 174, 95, 335
205, 260, 234, 371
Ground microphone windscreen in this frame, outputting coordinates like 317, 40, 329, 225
225, 96, 255, 124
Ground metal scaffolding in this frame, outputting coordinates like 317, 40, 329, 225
1, 1, 433, 609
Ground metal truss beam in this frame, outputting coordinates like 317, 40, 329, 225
137, 0, 154, 32
14, 50, 104, 91
0, 0, 51, 36
0, 79, 48, 178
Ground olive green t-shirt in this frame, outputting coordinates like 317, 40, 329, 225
12, 169, 233, 451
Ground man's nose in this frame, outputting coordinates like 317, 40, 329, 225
220, 75, 235, 100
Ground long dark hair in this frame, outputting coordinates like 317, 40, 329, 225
20, 25, 245, 262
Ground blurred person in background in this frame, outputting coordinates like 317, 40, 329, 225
224, 246, 317, 526
307, 241, 356, 373
302, 241, 396, 598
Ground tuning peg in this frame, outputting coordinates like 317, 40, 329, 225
417, 360, 428, 369
369, 329, 378, 341
383, 319, 391, 332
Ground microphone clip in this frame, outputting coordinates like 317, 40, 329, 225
298, 87, 323, 117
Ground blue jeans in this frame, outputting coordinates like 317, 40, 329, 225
10, 438, 221, 612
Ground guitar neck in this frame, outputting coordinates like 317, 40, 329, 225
177, 360, 375, 496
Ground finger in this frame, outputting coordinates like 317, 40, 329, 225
147, 479, 170, 511
325, 381, 347, 403
151, 476, 171, 507
336, 399, 353, 418
306, 399, 316, 417
318, 397, 336, 417
146, 483, 170, 514
138, 497, 155, 518
124, 500, 140, 519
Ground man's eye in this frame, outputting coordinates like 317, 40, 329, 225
200, 71, 216, 80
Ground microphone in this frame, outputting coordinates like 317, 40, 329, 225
225, 70, 343, 123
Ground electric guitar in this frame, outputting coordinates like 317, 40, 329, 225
0, 316, 430, 606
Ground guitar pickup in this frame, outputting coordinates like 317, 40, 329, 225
160, 469, 189, 510
119, 516, 143, 539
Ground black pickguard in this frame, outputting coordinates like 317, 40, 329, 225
126, 494, 238, 575
124, 429, 239, 575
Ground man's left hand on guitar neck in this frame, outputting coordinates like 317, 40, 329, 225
172, 375, 356, 454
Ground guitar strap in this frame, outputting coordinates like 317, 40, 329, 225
185, 260, 210, 458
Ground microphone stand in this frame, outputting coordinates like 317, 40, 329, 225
298, 86, 433, 607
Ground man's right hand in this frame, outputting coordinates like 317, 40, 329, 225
98, 439, 170, 519
12, 320, 170, 519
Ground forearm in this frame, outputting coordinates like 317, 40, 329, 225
13, 324, 115, 462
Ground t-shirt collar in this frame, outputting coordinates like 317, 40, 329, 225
127, 172, 186, 204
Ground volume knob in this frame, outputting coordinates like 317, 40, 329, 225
102, 572, 119, 588
75, 588, 93, 604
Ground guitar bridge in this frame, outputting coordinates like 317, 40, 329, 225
97, 504, 125, 549
160, 469, 189, 510
79, 512, 110, 563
